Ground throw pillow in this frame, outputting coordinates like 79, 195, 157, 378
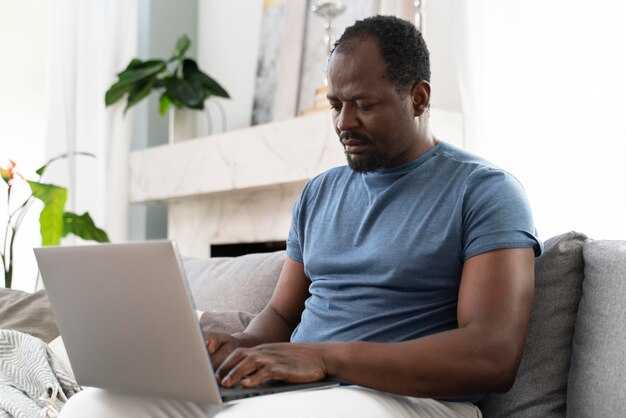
566, 239, 626, 417
183, 250, 285, 314
0, 288, 60, 343
479, 231, 588, 418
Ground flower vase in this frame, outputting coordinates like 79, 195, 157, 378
168, 108, 197, 144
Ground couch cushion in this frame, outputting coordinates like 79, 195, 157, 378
479, 231, 588, 418
183, 250, 285, 317
566, 239, 626, 417
0, 288, 60, 343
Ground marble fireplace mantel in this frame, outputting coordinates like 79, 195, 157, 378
129, 109, 462, 257
130, 111, 343, 204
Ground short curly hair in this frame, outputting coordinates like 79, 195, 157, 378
332, 15, 430, 93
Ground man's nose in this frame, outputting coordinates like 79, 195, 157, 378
336, 106, 359, 132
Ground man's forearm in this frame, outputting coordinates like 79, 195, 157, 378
321, 322, 523, 398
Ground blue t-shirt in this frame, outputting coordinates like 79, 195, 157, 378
287, 141, 542, 344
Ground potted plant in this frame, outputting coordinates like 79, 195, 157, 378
105, 35, 230, 141
1, 154, 109, 288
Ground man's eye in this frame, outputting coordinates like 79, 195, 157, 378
329, 104, 342, 112
357, 104, 373, 111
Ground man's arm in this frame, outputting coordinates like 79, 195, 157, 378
240, 256, 311, 342
205, 256, 310, 365
216, 247, 535, 398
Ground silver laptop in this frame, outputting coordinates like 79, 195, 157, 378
34, 241, 336, 404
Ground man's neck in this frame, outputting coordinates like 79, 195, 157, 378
415, 129, 438, 158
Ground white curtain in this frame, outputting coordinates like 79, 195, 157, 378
45, 0, 138, 244
455, 0, 626, 240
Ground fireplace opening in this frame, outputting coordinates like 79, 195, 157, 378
210, 241, 287, 258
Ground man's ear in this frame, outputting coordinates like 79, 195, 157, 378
411, 81, 431, 117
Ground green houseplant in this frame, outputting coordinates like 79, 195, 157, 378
1, 153, 109, 288
105, 34, 229, 116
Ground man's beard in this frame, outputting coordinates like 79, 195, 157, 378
346, 151, 388, 173
340, 131, 388, 173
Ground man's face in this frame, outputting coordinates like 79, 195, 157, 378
327, 38, 423, 172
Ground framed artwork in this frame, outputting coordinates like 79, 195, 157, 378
251, 0, 308, 125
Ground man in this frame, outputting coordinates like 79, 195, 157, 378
62, 15, 541, 418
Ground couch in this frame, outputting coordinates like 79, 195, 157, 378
1, 231, 624, 417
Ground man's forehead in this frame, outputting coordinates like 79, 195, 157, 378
328, 43, 389, 90
326, 90, 372, 101
332, 35, 379, 57
329, 40, 384, 72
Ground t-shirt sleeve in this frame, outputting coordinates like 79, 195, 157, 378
286, 195, 304, 263
462, 168, 543, 260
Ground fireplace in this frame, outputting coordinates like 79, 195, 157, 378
210, 241, 287, 258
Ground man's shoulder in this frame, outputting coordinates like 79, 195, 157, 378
434, 141, 519, 184
435, 141, 499, 171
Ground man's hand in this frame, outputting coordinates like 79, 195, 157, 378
215, 343, 328, 388
204, 331, 250, 369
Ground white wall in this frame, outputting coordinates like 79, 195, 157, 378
455, 0, 626, 240
197, 1, 264, 132
425, 0, 462, 113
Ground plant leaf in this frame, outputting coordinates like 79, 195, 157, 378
153, 78, 167, 88
123, 58, 144, 71
124, 76, 157, 113
159, 93, 171, 116
105, 81, 132, 106
183, 59, 230, 99
107, 60, 166, 108
174, 35, 191, 60
28, 181, 67, 246
165, 77, 204, 109
62, 212, 110, 242
116, 60, 166, 86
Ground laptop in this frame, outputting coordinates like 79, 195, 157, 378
34, 240, 337, 404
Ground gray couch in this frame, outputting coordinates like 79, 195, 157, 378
1, 231, 625, 417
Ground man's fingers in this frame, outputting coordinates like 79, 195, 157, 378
205, 332, 240, 369
219, 350, 262, 387
210, 346, 231, 369
205, 338, 220, 354
205, 332, 230, 353
240, 365, 278, 388
218, 348, 279, 387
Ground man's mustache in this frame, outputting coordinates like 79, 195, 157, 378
339, 131, 374, 144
